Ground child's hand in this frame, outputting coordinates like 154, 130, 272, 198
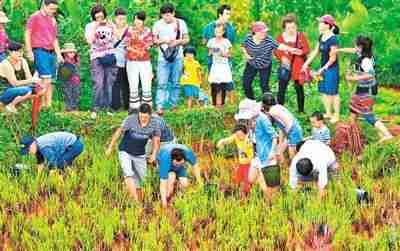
216, 140, 224, 149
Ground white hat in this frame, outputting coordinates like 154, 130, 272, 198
234, 98, 262, 121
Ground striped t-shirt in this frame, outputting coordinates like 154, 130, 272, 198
242, 34, 279, 69
311, 126, 331, 145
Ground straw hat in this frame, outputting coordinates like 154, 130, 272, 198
0, 12, 10, 24
61, 43, 77, 53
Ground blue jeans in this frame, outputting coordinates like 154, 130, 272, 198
156, 58, 183, 109
91, 58, 118, 111
0, 86, 33, 105
56, 138, 84, 169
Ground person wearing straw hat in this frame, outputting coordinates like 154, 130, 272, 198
0, 11, 10, 62
234, 98, 279, 200
59, 42, 80, 112
20, 131, 84, 172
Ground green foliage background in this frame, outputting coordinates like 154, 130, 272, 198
1, 0, 400, 110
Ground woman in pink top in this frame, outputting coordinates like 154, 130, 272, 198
126, 11, 154, 111
85, 4, 118, 115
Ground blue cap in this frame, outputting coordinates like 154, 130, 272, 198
20, 136, 35, 155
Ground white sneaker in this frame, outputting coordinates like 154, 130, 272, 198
90, 112, 97, 119
5, 105, 17, 113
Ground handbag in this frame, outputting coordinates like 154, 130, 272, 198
160, 20, 181, 62
98, 53, 116, 67
98, 27, 128, 67
277, 32, 300, 82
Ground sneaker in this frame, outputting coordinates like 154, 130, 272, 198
90, 112, 97, 119
106, 112, 114, 116
5, 105, 17, 113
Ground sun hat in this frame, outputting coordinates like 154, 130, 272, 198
251, 21, 269, 33
0, 12, 10, 24
234, 98, 262, 121
20, 136, 35, 155
318, 15, 336, 27
61, 43, 77, 53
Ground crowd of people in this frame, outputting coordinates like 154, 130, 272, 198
0, 1, 395, 207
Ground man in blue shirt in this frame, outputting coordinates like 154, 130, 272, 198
20, 131, 84, 171
157, 143, 202, 208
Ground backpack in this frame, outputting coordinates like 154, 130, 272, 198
331, 122, 366, 157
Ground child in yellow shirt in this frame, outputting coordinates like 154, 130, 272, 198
180, 47, 203, 109
217, 124, 253, 195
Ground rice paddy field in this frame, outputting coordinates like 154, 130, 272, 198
0, 83, 400, 250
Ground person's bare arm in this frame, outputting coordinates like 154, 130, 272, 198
318, 45, 338, 74
53, 39, 63, 63
85, 22, 98, 45
105, 128, 123, 157
25, 29, 34, 62
334, 47, 358, 54
302, 44, 320, 71
149, 136, 160, 163
241, 46, 253, 60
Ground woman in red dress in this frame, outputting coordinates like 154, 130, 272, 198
275, 13, 310, 113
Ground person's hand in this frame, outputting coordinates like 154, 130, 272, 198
105, 147, 113, 157
316, 68, 325, 76
291, 48, 303, 56
281, 57, 290, 66
345, 74, 355, 82
301, 64, 308, 73
57, 54, 64, 64
244, 52, 253, 61
27, 51, 34, 62
148, 154, 156, 164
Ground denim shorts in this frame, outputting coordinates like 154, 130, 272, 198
0, 86, 34, 105
33, 48, 56, 79
183, 85, 199, 97
118, 151, 147, 187
287, 123, 303, 147
170, 166, 188, 179
225, 81, 235, 92
0, 52, 6, 63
